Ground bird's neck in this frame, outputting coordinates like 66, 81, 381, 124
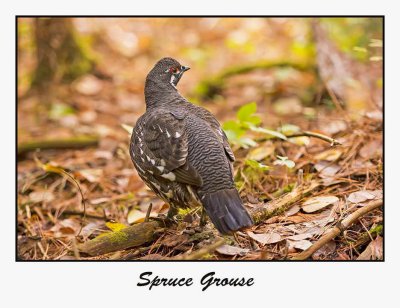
144, 78, 184, 109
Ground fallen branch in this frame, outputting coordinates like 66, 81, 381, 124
194, 60, 314, 98
291, 199, 383, 260
18, 135, 99, 155
78, 221, 163, 256
257, 131, 341, 146
78, 180, 323, 257
286, 131, 341, 146
250, 180, 322, 224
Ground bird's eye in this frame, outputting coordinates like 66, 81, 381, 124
169, 67, 179, 74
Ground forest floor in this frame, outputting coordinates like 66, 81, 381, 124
17, 18, 383, 261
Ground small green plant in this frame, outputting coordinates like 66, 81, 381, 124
223, 102, 286, 149
273, 155, 295, 169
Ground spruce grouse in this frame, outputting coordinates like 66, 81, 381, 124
130, 57, 253, 234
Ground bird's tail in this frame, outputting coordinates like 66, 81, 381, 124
201, 188, 253, 234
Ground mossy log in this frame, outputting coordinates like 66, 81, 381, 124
78, 221, 163, 256
194, 60, 315, 98
77, 181, 322, 257
18, 136, 99, 155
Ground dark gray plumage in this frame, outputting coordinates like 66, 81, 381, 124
130, 57, 253, 234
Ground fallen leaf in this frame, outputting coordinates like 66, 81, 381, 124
105, 221, 128, 232
357, 235, 383, 260
348, 190, 377, 204
78, 169, 103, 183
288, 239, 313, 251
284, 205, 300, 217
216, 245, 250, 256
247, 142, 275, 161
314, 148, 343, 161
161, 234, 189, 248
127, 208, 158, 224
247, 231, 282, 245
74, 75, 103, 95
301, 196, 339, 213
312, 241, 336, 259
315, 161, 341, 177
359, 139, 382, 159
29, 191, 55, 203
287, 233, 314, 241
90, 197, 111, 205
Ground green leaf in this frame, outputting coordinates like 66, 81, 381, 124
250, 126, 287, 140
237, 102, 257, 122
279, 124, 300, 135
245, 159, 270, 171
273, 156, 295, 169
49, 103, 75, 120
238, 137, 258, 149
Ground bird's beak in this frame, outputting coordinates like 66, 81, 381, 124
181, 65, 190, 72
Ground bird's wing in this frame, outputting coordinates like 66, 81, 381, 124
195, 107, 235, 162
132, 111, 202, 186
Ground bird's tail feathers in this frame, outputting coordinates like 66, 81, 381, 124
201, 189, 253, 234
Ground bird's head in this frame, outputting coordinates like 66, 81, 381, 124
146, 57, 190, 90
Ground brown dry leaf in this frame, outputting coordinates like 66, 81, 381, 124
314, 148, 343, 161
78, 169, 103, 183
284, 205, 300, 217
127, 208, 158, 224
29, 191, 55, 203
216, 245, 249, 256
74, 75, 103, 95
287, 233, 314, 241
49, 218, 81, 237
348, 190, 377, 204
314, 161, 341, 177
160, 234, 189, 248
247, 142, 275, 161
288, 240, 313, 251
247, 231, 282, 245
301, 196, 339, 213
359, 139, 382, 159
90, 197, 111, 205
357, 235, 383, 260
312, 241, 336, 259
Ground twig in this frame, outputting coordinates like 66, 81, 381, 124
172, 238, 225, 260
257, 131, 341, 146
144, 203, 153, 222
34, 156, 87, 236
292, 199, 383, 260
18, 135, 99, 155
286, 131, 341, 146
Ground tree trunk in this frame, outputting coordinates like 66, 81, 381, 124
32, 18, 93, 92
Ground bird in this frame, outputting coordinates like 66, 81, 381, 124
129, 57, 253, 234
